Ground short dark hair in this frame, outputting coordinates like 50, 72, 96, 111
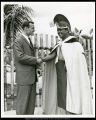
22, 21, 34, 29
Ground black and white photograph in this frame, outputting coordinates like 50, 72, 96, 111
1, 1, 95, 118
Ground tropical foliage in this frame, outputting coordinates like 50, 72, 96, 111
4, 4, 34, 47
4, 4, 34, 66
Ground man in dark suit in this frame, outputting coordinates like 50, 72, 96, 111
14, 20, 42, 115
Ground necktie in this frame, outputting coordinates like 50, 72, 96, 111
28, 37, 33, 48
28, 37, 35, 56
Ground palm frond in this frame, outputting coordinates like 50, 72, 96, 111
89, 28, 93, 35
4, 4, 14, 15
4, 4, 34, 46
22, 5, 34, 15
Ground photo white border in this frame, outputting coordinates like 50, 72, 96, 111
1, 1, 95, 118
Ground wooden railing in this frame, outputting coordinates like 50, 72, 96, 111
78, 36, 93, 79
4, 33, 93, 111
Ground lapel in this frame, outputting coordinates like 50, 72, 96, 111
22, 35, 33, 49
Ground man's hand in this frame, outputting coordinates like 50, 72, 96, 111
36, 58, 43, 64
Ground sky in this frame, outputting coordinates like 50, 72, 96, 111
2, 2, 95, 35
24, 2, 95, 35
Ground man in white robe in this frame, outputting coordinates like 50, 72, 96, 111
42, 14, 92, 115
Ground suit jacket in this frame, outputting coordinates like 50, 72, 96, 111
14, 34, 37, 85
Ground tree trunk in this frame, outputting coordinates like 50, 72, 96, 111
10, 16, 14, 110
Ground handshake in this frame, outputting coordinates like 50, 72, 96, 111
36, 58, 43, 65
36, 53, 52, 65
36, 56, 47, 65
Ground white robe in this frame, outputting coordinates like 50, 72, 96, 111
42, 36, 92, 115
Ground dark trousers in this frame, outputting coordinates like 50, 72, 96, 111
16, 83, 36, 115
